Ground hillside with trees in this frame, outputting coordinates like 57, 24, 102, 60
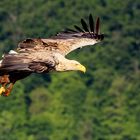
0, 0, 140, 140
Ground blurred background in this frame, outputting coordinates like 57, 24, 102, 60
0, 0, 140, 140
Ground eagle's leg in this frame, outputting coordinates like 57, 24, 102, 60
3, 82, 15, 96
0, 75, 10, 95
0, 86, 6, 95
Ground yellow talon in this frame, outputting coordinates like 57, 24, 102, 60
0, 87, 6, 95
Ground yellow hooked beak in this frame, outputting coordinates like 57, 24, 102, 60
77, 64, 86, 73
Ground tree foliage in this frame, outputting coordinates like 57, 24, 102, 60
0, 0, 140, 139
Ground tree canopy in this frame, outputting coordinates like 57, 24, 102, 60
0, 0, 140, 139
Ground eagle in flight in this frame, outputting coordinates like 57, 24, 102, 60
0, 14, 104, 96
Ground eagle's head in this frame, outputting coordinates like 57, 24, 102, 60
55, 59, 86, 73
54, 14, 104, 72
54, 53, 86, 73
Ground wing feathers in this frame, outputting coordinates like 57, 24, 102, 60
16, 14, 103, 56
95, 17, 100, 35
55, 14, 102, 38
0, 55, 31, 72
64, 28, 78, 33
74, 25, 84, 32
42, 14, 104, 55
29, 62, 48, 73
17, 38, 49, 53
18, 39, 36, 49
0, 52, 56, 74
81, 19, 89, 32
89, 14, 94, 33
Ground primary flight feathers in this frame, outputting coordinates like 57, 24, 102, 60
64, 14, 99, 33
58, 14, 103, 40
0, 14, 104, 96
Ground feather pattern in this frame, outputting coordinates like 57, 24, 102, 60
81, 18, 89, 32
17, 14, 104, 56
64, 28, 78, 33
74, 25, 84, 32
89, 14, 94, 32
95, 17, 100, 35
0, 55, 31, 72
0, 13, 104, 96
0, 52, 56, 74
55, 14, 103, 41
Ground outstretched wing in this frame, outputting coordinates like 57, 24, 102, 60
53, 14, 103, 40
49, 14, 104, 55
17, 14, 104, 55
17, 38, 47, 53
17, 37, 60, 54
0, 54, 31, 72
0, 53, 56, 74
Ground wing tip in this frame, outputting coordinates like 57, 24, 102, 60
56, 14, 103, 40
73, 14, 102, 35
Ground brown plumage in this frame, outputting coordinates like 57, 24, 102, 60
0, 14, 104, 96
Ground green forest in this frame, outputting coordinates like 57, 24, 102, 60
0, 0, 140, 139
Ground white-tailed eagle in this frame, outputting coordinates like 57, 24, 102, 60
0, 14, 104, 96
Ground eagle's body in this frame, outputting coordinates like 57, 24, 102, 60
0, 14, 104, 96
